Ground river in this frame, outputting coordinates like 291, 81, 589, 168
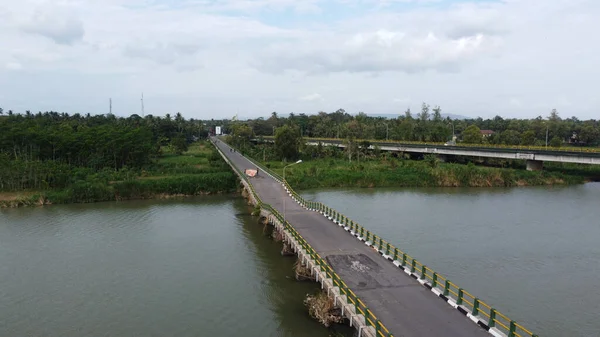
1, 184, 598, 337
304, 182, 600, 337
0, 196, 352, 337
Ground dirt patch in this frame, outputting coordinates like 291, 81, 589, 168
0, 191, 38, 201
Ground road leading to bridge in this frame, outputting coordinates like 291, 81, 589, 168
213, 139, 489, 337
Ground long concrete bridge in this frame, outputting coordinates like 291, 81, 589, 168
256, 137, 600, 170
212, 137, 538, 337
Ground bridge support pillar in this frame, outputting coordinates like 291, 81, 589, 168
438, 154, 448, 163
526, 160, 543, 171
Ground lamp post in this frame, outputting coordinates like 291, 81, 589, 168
283, 160, 302, 225
382, 123, 389, 141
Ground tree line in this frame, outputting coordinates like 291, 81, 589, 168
223, 105, 600, 149
0, 109, 207, 191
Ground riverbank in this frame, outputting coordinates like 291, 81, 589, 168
262, 158, 584, 189
0, 142, 238, 208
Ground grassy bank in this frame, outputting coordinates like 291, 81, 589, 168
1, 141, 238, 208
263, 157, 584, 190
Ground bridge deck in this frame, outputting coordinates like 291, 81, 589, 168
215, 140, 489, 337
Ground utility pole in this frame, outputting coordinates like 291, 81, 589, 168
545, 124, 549, 149
109, 98, 112, 114
141, 93, 145, 117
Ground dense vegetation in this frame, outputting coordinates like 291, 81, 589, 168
222, 106, 600, 188
221, 106, 600, 148
2, 104, 599, 206
236, 143, 587, 189
0, 110, 236, 207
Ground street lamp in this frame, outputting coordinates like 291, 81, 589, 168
541, 121, 549, 149
382, 123, 389, 141
283, 160, 302, 225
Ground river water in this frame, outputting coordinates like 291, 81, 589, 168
1, 185, 599, 337
304, 183, 600, 337
0, 196, 351, 337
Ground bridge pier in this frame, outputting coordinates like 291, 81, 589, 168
526, 159, 544, 171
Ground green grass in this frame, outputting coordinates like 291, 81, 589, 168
263, 157, 583, 189
157, 154, 209, 165
544, 162, 600, 181
146, 141, 229, 176
1, 140, 239, 208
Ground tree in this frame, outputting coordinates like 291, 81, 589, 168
549, 109, 560, 122
230, 123, 253, 149
359, 140, 371, 160
432, 106, 442, 122
418, 103, 430, 121
520, 130, 536, 145
500, 130, 521, 145
578, 124, 600, 145
549, 136, 562, 148
345, 120, 362, 139
462, 125, 482, 144
170, 135, 188, 155
274, 125, 301, 161
424, 154, 440, 168
343, 137, 359, 162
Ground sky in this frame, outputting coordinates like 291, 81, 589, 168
1, 0, 598, 120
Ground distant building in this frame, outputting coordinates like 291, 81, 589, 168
568, 132, 586, 145
480, 130, 495, 138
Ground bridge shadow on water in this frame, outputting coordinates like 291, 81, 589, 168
234, 201, 355, 337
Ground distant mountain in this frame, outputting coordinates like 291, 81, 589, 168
442, 113, 471, 120
366, 113, 471, 120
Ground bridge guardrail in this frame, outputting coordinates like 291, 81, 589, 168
211, 139, 394, 337
240, 149, 539, 337
301, 201, 539, 337
258, 135, 600, 155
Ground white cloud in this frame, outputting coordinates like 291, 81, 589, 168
300, 93, 323, 101
0, 0, 599, 119
254, 29, 493, 74
21, 2, 85, 45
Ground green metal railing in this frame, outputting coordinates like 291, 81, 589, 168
239, 149, 539, 337
211, 140, 394, 337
